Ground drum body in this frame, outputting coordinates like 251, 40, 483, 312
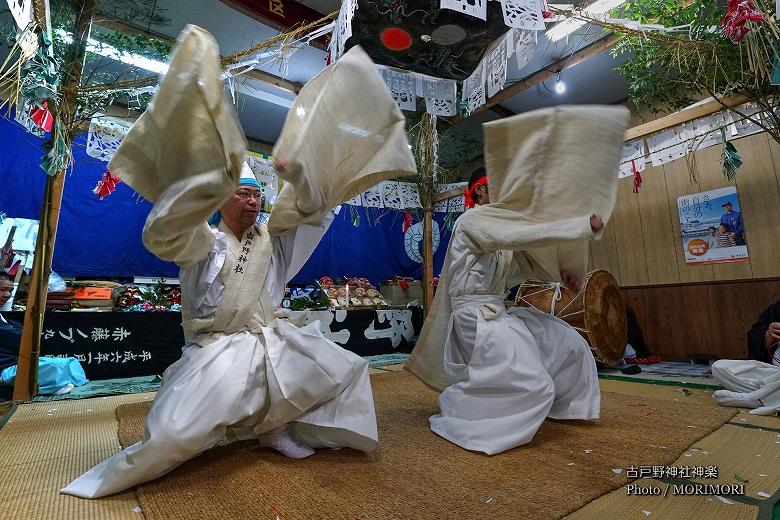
514, 270, 627, 365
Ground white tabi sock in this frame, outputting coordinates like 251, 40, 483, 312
258, 425, 315, 459
712, 389, 762, 409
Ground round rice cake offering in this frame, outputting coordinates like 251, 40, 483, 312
372, 297, 383, 305
367, 288, 380, 298
350, 297, 362, 306
353, 287, 367, 298
326, 287, 338, 298
337, 287, 347, 297
336, 296, 348, 307
362, 297, 373, 306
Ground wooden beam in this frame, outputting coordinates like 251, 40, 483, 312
453, 34, 619, 123
97, 19, 304, 95
623, 94, 751, 140
489, 104, 515, 118
432, 187, 463, 202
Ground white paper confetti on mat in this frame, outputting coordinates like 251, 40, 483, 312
568, 463, 575, 466
759, 474, 768, 477
612, 468, 623, 474
132, 506, 142, 513
643, 512, 652, 516
484, 497, 494, 504
687, 425, 697, 428
757, 492, 771, 498
715, 496, 734, 505
585, 449, 593, 454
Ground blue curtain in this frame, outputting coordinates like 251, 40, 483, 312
0, 115, 178, 278
0, 116, 455, 282
291, 206, 454, 286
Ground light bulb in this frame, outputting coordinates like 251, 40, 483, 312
555, 80, 566, 94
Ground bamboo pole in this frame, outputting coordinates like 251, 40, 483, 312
418, 113, 437, 317
13, 0, 95, 402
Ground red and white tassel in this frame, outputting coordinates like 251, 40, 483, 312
93, 170, 121, 200
631, 159, 643, 194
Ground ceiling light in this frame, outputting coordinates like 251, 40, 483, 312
554, 73, 566, 94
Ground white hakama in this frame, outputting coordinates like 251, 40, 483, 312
711, 359, 780, 415
61, 220, 378, 499
427, 226, 600, 455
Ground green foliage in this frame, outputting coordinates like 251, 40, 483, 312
611, 0, 735, 113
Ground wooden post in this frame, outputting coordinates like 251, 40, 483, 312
422, 208, 433, 316
13, 0, 95, 401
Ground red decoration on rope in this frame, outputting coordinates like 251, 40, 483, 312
30, 101, 53, 132
93, 170, 121, 200
7, 259, 21, 277
464, 176, 487, 208
721, 0, 765, 43
631, 159, 643, 194
399, 280, 410, 290
402, 210, 413, 233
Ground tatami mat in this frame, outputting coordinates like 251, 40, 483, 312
0, 393, 154, 519
0, 363, 775, 520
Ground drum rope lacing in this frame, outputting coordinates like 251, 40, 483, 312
515, 282, 588, 333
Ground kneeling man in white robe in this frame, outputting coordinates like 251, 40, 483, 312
61, 27, 416, 498
406, 106, 629, 455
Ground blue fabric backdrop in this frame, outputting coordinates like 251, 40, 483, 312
0, 116, 454, 284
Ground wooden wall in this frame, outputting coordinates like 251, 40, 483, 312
589, 132, 780, 286
621, 279, 780, 361
588, 131, 780, 360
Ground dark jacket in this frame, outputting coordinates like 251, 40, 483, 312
0, 314, 21, 373
747, 300, 780, 363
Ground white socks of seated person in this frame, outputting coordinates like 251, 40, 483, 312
712, 389, 763, 409
257, 425, 315, 459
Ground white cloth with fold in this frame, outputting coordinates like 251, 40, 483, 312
406, 105, 629, 454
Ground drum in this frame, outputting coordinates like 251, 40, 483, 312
514, 269, 627, 365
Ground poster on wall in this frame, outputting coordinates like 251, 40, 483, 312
677, 186, 749, 265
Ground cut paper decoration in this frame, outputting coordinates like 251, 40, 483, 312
86, 115, 132, 162
500, 0, 546, 30
399, 181, 423, 208
440, 0, 487, 20
381, 67, 417, 111
485, 33, 511, 97
382, 181, 404, 209
417, 74, 458, 117
361, 184, 385, 208
618, 139, 646, 178
512, 28, 538, 70
648, 126, 689, 166
462, 60, 486, 115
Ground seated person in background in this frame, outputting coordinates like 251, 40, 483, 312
711, 299, 780, 415
0, 272, 88, 396
716, 224, 737, 248
0, 273, 21, 374
624, 305, 651, 359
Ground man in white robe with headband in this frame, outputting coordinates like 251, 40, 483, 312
61, 27, 416, 498
406, 106, 629, 455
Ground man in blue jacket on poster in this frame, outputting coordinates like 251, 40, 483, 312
720, 201, 745, 245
